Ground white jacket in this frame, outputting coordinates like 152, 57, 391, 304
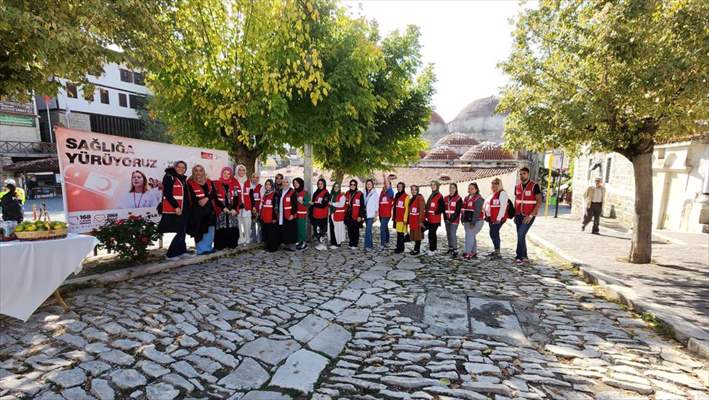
364, 189, 379, 219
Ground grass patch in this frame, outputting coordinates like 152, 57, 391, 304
641, 312, 675, 339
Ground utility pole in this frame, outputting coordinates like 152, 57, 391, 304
303, 144, 313, 241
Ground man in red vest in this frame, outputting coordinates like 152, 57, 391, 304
514, 167, 542, 264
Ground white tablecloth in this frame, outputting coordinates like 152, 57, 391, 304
0, 234, 98, 321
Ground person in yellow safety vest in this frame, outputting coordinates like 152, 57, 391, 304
1, 178, 26, 205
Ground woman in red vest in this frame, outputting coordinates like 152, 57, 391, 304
293, 177, 310, 250
443, 183, 463, 257
407, 185, 426, 255
425, 180, 446, 255
378, 174, 395, 250
345, 179, 365, 249
309, 178, 330, 250
234, 164, 253, 245
250, 172, 263, 243
158, 160, 194, 260
329, 182, 346, 248
187, 165, 218, 255
260, 179, 279, 252
483, 178, 509, 259
461, 182, 485, 259
393, 182, 409, 254
213, 166, 240, 250
278, 177, 298, 250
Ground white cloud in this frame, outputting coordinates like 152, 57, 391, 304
344, 0, 531, 122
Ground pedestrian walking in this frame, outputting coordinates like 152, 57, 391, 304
407, 184, 426, 255
234, 164, 253, 245
484, 178, 508, 259
345, 179, 365, 249
158, 161, 194, 260
293, 177, 310, 250
329, 182, 346, 248
278, 177, 298, 251
260, 179, 280, 252
378, 174, 395, 250
310, 178, 330, 250
425, 180, 445, 255
513, 167, 542, 264
363, 179, 378, 251
443, 183, 463, 257
461, 182, 485, 259
213, 167, 240, 250
250, 173, 263, 243
392, 182, 409, 254
187, 165, 217, 255
582, 177, 605, 235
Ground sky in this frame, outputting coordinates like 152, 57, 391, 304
343, 0, 530, 122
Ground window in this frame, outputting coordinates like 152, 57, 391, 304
100, 89, 109, 104
83, 88, 94, 102
133, 72, 145, 85
605, 157, 612, 183
118, 93, 127, 107
66, 84, 77, 98
129, 94, 145, 109
120, 68, 133, 83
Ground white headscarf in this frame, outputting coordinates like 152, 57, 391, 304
235, 164, 248, 186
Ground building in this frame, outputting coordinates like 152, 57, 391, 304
433, 133, 479, 156
571, 136, 709, 233
36, 63, 150, 141
447, 96, 506, 144
422, 111, 449, 147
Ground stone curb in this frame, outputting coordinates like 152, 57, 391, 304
62, 243, 262, 288
527, 231, 709, 360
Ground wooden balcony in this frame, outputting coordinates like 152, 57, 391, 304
0, 140, 57, 157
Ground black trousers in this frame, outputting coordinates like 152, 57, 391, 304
347, 220, 360, 247
583, 202, 603, 233
396, 232, 406, 252
262, 223, 280, 252
312, 218, 327, 242
414, 240, 421, 252
427, 223, 440, 251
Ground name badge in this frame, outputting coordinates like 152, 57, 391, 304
397, 201, 404, 207
525, 190, 532, 195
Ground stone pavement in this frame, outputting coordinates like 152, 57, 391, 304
527, 215, 709, 354
1, 229, 708, 400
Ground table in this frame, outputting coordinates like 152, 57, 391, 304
0, 234, 98, 321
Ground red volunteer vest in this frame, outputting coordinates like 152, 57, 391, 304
346, 190, 363, 220
235, 179, 252, 211
488, 191, 506, 222
378, 190, 393, 218
260, 191, 275, 223
408, 195, 423, 230
188, 179, 218, 213
312, 189, 329, 219
252, 183, 262, 211
426, 192, 444, 224
296, 190, 308, 219
444, 194, 462, 224
213, 180, 240, 210
464, 194, 485, 221
161, 176, 184, 214
283, 188, 295, 220
515, 180, 538, 216
393, 192, 408, 223
332, 193, 346, 222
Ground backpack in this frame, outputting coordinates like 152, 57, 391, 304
507, 199, 515, 219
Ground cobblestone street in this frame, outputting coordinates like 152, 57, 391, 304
1, 230, 707, 400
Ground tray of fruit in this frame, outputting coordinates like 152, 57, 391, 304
14, 220, 68, 241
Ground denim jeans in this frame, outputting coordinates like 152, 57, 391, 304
379, 217, 390, 247
196, 225, 215, 254
464, 220, 484, 254
514, 214, 535, 259
251, 219, 261, 242
488, 220, 505, 250
364, 218, 375, 249
444, 221, 458, 250
166, 218, 188, 258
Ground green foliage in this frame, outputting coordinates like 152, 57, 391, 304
498, 0, 708, 157
137, 99, 171, 144
143, 0, 331, 172
93, 214, 161, 261
0, 0, 167, 99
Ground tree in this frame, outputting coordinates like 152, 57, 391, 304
498, 0, 708, 263
287, 16, 434, 182
144, 0, 331, 175
137, 98, 171, 144
0, 0, 167, 99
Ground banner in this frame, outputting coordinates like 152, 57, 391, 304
55, 127, 230, 233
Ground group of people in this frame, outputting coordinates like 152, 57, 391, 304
157, 161, 543, 264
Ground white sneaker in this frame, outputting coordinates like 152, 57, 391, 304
181, 252, 197, 259
329, 245, 340, 249
315, 244, 327, 251
426, 251, 435, 256
165, 255, 181, 261
349, 246, 357, 250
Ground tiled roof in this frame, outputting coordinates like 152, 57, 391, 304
429, 111, 446, 125
460, 141, 514, 161
434, 133, 480, 147
3, 157, 59, 173
422, 146, 460, 161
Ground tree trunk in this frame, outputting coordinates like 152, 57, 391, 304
332, 170, 345, 185
232, 141, 260, 177
629, 150, 653, 263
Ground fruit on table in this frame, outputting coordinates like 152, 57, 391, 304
15, 225, 25, 232
25, 225, 37, 232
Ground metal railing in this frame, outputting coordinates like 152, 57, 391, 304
0, 140, 56, 155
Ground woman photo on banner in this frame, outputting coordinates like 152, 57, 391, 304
118, 170, 161, 209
